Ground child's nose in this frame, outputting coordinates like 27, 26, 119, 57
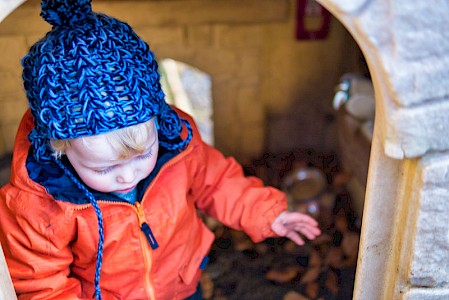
117, 166, 137, 184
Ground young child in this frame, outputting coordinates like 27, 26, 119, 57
0, 1, 321, 299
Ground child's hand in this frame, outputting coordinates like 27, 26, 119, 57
271, 211, 321, 246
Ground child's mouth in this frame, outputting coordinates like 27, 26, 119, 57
115, 186, 136, 194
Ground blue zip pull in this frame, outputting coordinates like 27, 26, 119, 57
141, 222, 159, 249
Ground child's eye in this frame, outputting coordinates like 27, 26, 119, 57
94, 166, 115, 175
137, 150, 153, 160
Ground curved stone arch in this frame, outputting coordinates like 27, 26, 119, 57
2, 1, 449, 300
0, 0, 25, 23
320, 0, 449, 159
318, 1, 449, 299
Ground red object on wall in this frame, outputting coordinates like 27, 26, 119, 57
296, 0, 331, 40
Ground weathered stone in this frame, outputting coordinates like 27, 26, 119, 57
217, 25, 264, 49
382, 100, 449, 159
403, 288, 449, 300
0, 0, 48, 35
236, 86, 264, 125
408, 153, 449, 287
240, 126, 264, 161
187, 25, 212, 47
99, 0, 289, 26
136, 26, 185, 49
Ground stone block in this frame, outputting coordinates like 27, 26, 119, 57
421, 154, 449, 184
213, 81, 238, 127
193, 49, 238, 82
0, 244, 15, 300
408, 152, 449, 287
0, 1, 49, 35
0, 99, 28, 124
347, 0, 449, 108
0, 36, 27, 69
391, 1, 449, 61
217, 25, 263, 49
187, 25, 212, 47
135, 26, 185, 49
0, 70, 22, 95
234, 48, 261, 84
236, 86, 264, 124
383, 99, 449, 159
403, 288, 449, 300
0, 123, 20, 152
240, 125, 264, 161
25, 33, 44, 48
93, 0, 289, 27
388, 58, 449, 108
0, 37, 28, 135
212, 83, 239, 156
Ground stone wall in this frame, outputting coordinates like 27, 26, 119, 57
0, 0, 362, 163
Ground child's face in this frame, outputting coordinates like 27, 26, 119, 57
65, 123, 159, 194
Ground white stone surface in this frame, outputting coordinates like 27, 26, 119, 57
384, 101, 449, 159
323, 0, 449, 159
0, 0, 25, 23
403, 288, 449, 300
0, 243, 16, 300
409, 152, 449, 287
319, 0, 449, 299
389, 1, 449, 106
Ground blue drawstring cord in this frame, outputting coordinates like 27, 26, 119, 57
54, 159, 104, 300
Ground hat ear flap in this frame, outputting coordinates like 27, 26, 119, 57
28, 128, 51, 163
157, 105, 192, 151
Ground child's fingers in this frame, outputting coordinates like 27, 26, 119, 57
280, 211, 318, 227
292, 222, 321, 234
282, 219, 321, 236
293, 225, 321, 240
273, 211, 322, 243
285, 230, 305, 246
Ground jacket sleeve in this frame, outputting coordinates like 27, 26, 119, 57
189, 139, 288, 243
0, 187, 90, 300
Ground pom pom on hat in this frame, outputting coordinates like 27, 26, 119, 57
41, 0, 93, 27
23, 0, 192, 163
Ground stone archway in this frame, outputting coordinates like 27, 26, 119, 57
318, 0, 449, 299
1, 1, 449, 299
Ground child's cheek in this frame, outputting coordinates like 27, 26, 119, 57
82, 173, 114, 193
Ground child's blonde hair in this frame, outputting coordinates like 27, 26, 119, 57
50, 119, 156, 160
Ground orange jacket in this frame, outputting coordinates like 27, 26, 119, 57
0, 109, 287, 299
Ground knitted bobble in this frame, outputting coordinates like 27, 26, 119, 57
177, 119, 193, 150
41, 0, 93, 27
158, 107, 182, 140
28, 130, 51, 163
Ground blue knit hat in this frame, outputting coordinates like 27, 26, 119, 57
22, 0, 192, 163
21, 1, 193, 298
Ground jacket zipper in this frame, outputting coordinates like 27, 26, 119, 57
135, 145, 194, 299
72, 144, 195, 298
135, 201, 157, 300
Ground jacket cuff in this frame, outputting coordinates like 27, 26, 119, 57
261, 197, 288, 239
